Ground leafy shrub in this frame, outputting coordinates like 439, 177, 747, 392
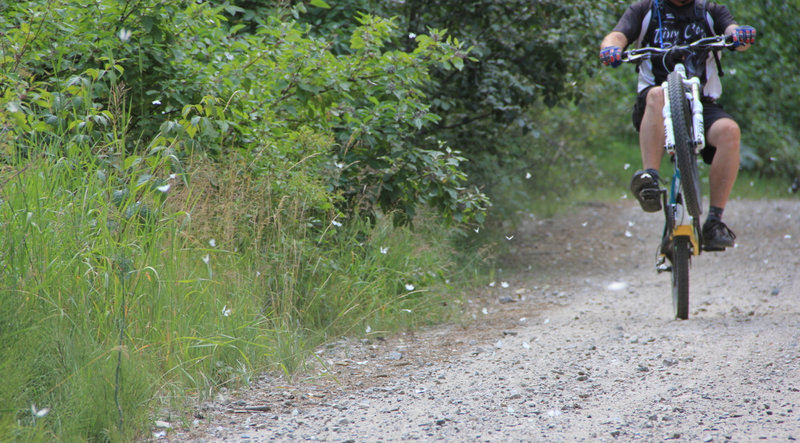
1, 1, 489, 225
718, 0, 800, 179
294, 0, 611, 202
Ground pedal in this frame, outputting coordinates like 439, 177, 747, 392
639, 188, 662, 200
656, 255, 672, 273
638, 188, 663, 212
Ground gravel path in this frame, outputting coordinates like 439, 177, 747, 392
171, 199, 800, 442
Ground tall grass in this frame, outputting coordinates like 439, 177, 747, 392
0, 137, 468, 440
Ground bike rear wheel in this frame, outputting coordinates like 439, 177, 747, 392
671, 236, 691, 320
668, 71, 702, 219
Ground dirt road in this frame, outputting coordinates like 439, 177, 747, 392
175, 199, 800, 442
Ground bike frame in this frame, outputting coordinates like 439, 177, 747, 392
621, 35, 734, 269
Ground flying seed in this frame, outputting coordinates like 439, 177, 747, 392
31, 405, 49, 418
607, 281, 628, 291
118, 28, 132, 42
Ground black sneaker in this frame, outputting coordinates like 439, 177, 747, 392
630, 170, 662, 213
702, 219, 736, 251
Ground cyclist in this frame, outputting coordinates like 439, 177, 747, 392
599, 0, 755, 251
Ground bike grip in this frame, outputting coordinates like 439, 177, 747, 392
732, 26, 757, 47
600, 46, 622, 68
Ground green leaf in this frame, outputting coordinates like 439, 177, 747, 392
310, 0, 331, 9
136, 174, 153, 188
123, 156, 142, 170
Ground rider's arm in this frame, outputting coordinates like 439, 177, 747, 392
725, 24, 752, 52
601, 31, 629, 51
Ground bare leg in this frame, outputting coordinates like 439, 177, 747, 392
640, 87, 666, 171
705, 118, 741, 210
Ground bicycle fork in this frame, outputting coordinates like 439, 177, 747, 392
656, 173, 702, 273
662, 65, 706, 156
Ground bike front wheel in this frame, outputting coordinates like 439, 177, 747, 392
671, 236, 691, 320
668, 70, 703, 219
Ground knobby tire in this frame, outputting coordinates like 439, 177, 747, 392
672, 236, 691, 320
668, 71, 702, 219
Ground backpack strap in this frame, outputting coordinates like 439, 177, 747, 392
694, 0, 708, 32
694, 0, 713, 27
695, 0, 726, 77
636, 1, 654, 47
648, 0, 663, 48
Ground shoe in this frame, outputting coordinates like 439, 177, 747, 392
702, 219, 736, 251
630, 170, 662, 212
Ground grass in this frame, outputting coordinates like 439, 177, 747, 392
0, 143, 471, 441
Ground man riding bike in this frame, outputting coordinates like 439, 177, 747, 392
599, 0, 755, 251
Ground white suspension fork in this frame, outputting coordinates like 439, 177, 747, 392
688, 78, 705, 153
661, 65, 706, 155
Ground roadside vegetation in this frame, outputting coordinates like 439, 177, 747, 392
1, 0, 796, 440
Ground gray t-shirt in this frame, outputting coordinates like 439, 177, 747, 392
612, 0, 736, 98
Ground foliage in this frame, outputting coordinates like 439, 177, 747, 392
0, 0, 488, 225
294, 0, 614, 202
0, 0, 208, 149
715, 0, 800, 179
209, 11, 489, 224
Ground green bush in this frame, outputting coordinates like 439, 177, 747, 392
718, 0, 800, 179
294, 0, 613, 206
1, 1, 489, 225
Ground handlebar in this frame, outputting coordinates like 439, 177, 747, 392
620, 35, 734, 63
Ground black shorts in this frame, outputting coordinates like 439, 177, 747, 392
632, 86, 735, 164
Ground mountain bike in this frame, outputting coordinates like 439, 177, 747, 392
621, 35, 736, 319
